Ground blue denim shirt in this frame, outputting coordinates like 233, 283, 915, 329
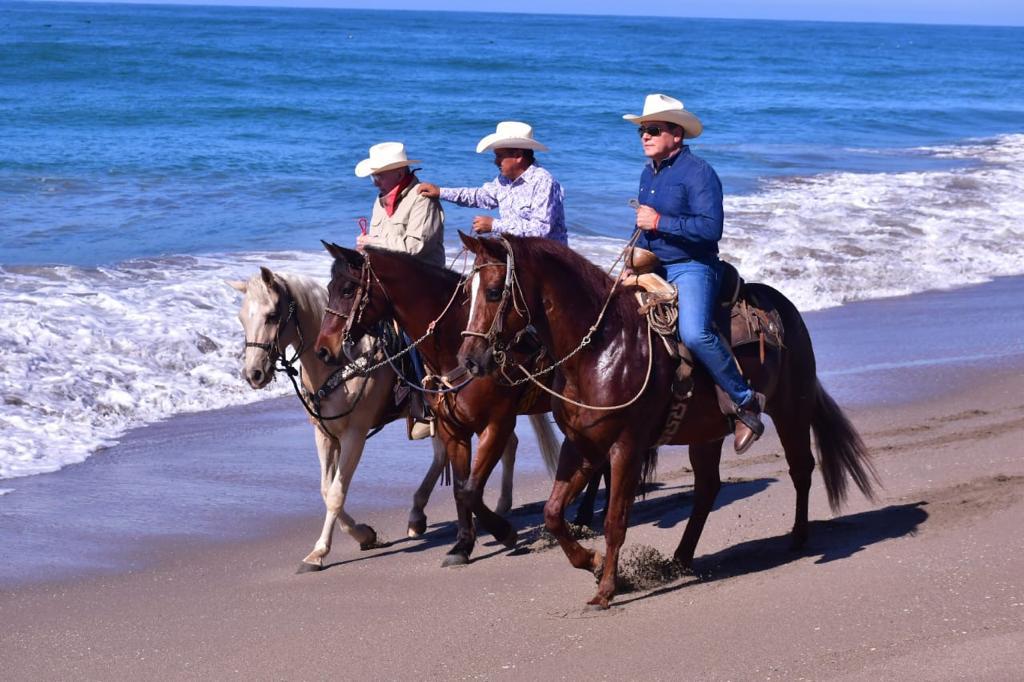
636, 146, 723, 263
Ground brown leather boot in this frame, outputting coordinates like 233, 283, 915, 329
734, 393, 765, 455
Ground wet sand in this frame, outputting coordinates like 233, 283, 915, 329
2, 277, 1024, 679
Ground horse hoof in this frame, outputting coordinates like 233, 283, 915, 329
359, 526, 388, 551
441, 552, 470, 568
408, 518, 427, 538
586, 596, 611, 611
500, 526, 518, 550
296, 561, 322, 574
789, 528, 809, 550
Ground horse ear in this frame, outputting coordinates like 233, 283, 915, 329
321, 239, 364, 268
225, 279, 248, 293
458, 230, 480, 253
477, 235, 509, 261
259, 266, 276, 287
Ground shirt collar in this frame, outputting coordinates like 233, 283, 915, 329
498, 162, 540, 186
649, 145, 689, 173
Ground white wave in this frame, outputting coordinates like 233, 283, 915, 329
2, 133, 1023, 483
0, 251, 333, 482
719, 133, 1024, 310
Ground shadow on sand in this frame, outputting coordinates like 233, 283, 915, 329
319, 477, 777, 572
615, 501, 929, 606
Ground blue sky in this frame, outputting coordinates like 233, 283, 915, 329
50, 0, 1024, 26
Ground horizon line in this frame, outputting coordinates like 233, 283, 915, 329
13, 0, 1024, 30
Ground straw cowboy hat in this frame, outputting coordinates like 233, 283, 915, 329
354, 142, 421, 178
475, 121, 550, 154
623, 94, 703, 139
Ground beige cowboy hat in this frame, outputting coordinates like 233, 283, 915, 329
354, 141, 420, 178
623, 93, 703, 139
475, 121, 550, 154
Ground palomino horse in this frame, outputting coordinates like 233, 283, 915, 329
457, 234, 878, 608
229, 266, 463, 572
314, 243, 561, 566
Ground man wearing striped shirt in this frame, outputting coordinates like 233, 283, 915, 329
418, 121, 567, 244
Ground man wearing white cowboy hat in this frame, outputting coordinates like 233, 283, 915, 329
354, 141, 445, 440
625, 93, 765, 454
354, 141, 445, 268
418, 121, 567, 244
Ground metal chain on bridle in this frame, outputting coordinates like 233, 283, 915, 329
244, 284, 376, 430
463, 231, 660, 412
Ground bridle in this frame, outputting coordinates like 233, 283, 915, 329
244, 286, 304, 372
322, 251, 474, 396
244, 282, 374, 430
462, 233, 659, 412
460, 236, 533, 369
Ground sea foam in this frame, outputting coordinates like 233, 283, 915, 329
1, 134, 1023, 483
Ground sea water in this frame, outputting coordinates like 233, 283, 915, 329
2, 2, 1023, 482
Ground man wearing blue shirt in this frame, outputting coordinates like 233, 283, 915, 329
624, 93, 764, 454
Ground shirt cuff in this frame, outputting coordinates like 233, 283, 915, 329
491, 218, 504, 234
439, 187, 456, 202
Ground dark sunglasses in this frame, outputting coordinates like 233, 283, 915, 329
637, 124, 675, 137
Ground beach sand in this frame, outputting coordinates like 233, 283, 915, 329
2, 278, 1023, 679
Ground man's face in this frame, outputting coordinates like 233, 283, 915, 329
371, 167, 407, 194
638, 121, 683, 163
493, 148, 527, 180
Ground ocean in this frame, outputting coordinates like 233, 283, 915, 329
2, 1, 1023, 484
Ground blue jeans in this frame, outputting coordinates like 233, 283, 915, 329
663, 258, 753, 407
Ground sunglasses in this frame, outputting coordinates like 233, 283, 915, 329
637, 124, 676, 137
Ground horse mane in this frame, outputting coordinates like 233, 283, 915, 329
363, 246, 463, 285
254, 272, 328, 325
509, 237, 615, 300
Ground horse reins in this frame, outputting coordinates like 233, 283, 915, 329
323, 250, 475, 396
467, 231, 659, 412
244, 283, 376, 430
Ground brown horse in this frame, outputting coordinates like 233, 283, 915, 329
457, 233, 878, 608
314, 243, 560, 566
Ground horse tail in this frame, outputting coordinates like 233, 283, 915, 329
639, 446, 659, 499
528, 413, 561, 478
811, 379, 880, 512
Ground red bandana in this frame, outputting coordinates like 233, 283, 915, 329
382, 174, 415, 217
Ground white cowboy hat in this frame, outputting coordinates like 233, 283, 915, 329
354, 141, 421, 178
623, 94, 703, 139
475, 121, 550, 154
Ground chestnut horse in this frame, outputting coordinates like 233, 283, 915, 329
314, 243, 560, 566
228, 267, 451, 571
457, 234, 878, 608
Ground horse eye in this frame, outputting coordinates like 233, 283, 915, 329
266, 312, 280, 322
342, 283, 356, 297
485, 288, 502, 302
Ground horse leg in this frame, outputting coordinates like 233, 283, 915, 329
325, 427, 379, 549
672, 438, 724, 569
544, 440, 602, 573
299, 428, 340, 572
775, 412, 815, 549
441, 433, 476, 567
495, 431, 517, 516
589, 443, 643, 610
407, 435, 447, 538
462, 421, 516, 549
572, 461, 609, 528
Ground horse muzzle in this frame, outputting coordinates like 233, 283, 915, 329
459, 346, 495, 378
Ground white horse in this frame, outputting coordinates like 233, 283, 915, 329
228, 266, 526, 572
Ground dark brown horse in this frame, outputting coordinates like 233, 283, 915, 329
457, 233, 878, 608
314, 243, 560, 566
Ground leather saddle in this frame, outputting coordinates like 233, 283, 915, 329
624, 247, 784, 405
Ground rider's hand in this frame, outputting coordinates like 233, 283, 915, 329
355, 233, 372, 250
636, 205, 660, 231
472, 216, 494, 234
619, 267, 636, 282
417, 182, 441, 199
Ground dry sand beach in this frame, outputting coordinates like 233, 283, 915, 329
2, 277, 1024, 680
